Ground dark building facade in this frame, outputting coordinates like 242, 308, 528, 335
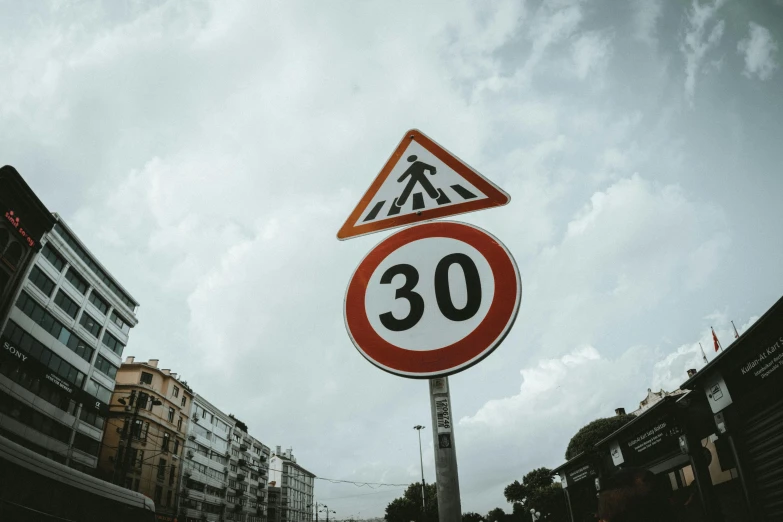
0, 165, 55, 328
554, 295, 783, 522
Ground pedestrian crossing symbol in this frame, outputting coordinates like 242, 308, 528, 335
337, 129, 510, 240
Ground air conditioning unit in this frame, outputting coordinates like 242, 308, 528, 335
187, 451, 194, 458
188, 435, 196, 441
192, 414, 200, 421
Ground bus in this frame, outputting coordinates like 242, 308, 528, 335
0, 434, 156, 521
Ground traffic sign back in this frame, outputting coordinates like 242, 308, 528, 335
337, 130, 510, 240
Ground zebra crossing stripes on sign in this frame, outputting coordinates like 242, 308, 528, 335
337, 129, 510, 240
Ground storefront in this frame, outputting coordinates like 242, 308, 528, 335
681, 295, 783, 521
553, 390, 748, 521
553, 452, 600, 522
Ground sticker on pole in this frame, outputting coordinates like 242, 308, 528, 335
344, 221, 521, 378
336, 129, 510, 240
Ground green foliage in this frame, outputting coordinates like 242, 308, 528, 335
564, 414, 635, 461
485, 507, 506, 522
504, 480, 527, 504
503, 467, 566, 520
462, 512, 485, 522
522, 468, 554, 492
385, 483, 438, 522
525, 483, 567, 520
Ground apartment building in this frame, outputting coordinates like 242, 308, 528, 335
180, 394, 234, 522
180, 396, 271, 522
269, 448, 315, 522
225, 415, 271, 522
0, 207, 139, 472
98, 357, 193, 521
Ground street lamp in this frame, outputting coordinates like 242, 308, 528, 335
413, 425, 426, 516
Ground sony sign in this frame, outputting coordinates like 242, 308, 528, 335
3, 340, 28, 362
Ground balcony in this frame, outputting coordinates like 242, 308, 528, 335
240, 443, 249, 452
238, 459, 247, 468
238, 474, 246, 482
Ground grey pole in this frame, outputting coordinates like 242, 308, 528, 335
428, 377, 461, 522
414, 425, 427, 516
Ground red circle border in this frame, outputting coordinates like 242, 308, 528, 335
344, 221, 521, 378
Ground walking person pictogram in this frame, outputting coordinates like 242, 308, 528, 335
388, 155, 451, 215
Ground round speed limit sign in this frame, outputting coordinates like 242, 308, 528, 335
344, 221, 521, 378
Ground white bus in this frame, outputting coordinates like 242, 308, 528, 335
0, 434, 156, 521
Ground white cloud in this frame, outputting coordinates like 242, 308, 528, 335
633, 0, 663, 46
738, 22, 779, 80
571, 31, 613, 81
680, 0, 726, 105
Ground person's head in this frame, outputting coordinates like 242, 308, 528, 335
407, 155, 418, 162
597, 468, 670, 522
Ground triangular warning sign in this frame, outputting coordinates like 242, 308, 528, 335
337, 129, 510, 240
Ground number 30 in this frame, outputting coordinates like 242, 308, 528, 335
379, 253, 482, 332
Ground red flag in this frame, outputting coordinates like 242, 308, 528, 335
712, 327, 722, 352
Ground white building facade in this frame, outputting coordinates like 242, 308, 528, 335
181, 394, 271, 522
0, 215, 139, 472
269, 448, 315, 522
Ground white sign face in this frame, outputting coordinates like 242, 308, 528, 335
610, 440, 625, 466
344, 221, 521, 378
364, 237, 495, 351
703, 372, 733, 414
353, 140, 489, 227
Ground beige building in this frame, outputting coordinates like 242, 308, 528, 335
98, 357, 193, 521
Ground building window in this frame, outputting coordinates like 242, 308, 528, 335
79, 408, 105, 430
102, 330, 125, 356
162, 432, 170, 452
16, 291, 95, 362
93, 354, 118, 379
84, 378, 112, 403
173, 386, 179, 398
87, 290, 109, 315
177, 417, 183, 432
110, 310, 131, 333
41, 243, 65, 272
78, 311, 102, 338
158, 459, 166, 479
181, 396, 187, 408
2, 320, 86, 389
27, 265, 55, 296
53, 289, 80, 318
168, 407, 175, 422
231, 464, 238, 473
54, 224, 137, 310
154, 485, 163, 505
173, 439, 180, 455
64, 267, 88, 294
170, 465, 177, 486
140, 371, 153, 385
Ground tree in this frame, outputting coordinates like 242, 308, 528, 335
385, 483, 438, 522
564, 414, 635, 461
462, 512, 485, 522
486, 507, 506, 522
503, 468, 567, 521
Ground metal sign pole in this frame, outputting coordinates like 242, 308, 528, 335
429, 376, 461, 522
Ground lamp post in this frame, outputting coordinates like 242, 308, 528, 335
413, 425, 426, 516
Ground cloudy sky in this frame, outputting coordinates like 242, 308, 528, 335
2, 0, 782, 517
